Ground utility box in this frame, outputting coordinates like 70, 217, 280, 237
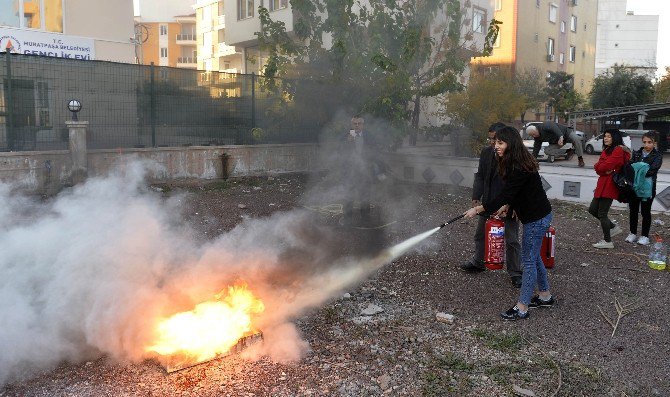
621, 129, 652, 151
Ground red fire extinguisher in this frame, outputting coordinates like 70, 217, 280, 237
484, 216, 505, 270
541, 225, 556, 269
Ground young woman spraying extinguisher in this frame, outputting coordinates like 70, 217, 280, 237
589, 129, 631, 249
625, 131, 663, 246
464, 126, 554, 321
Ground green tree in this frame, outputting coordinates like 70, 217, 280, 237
443, 68, 525, 150
654, 67, 670, 103
546, 71, 584, 121
255, 0, 498, 145
513, 67, 547, 124
590, 65, 653, 108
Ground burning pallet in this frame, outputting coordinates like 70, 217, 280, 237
162, 331, 263, 373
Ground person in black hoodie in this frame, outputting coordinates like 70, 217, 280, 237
461, 122, 522, 288
625, 131, 663, 246
464, 126, 555, 321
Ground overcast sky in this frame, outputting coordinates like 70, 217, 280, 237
626, 0, 669, 79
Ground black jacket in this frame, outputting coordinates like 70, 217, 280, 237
483, 167, 552, 224
472, 145, 504, 216
630, 147, 663, 196
532, 122, 570, 157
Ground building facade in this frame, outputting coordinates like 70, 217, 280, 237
194, 0, 242, 73
135, 14, 197, 68
0, 0, 135, 62
595, 0, 658, 78
472, 0, 598, 98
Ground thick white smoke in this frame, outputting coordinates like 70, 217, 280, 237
0, 160, 433, 387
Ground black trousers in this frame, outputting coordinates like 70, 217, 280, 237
589, 197, 615, 242
629, 196, 655, 237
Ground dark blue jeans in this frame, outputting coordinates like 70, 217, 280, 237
519, 212, 553, 305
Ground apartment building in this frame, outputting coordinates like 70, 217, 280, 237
0, 0, 135, 62
194, 0, 242, 73
472, 0, 598, 97
134, 0, 197, 68
595, 0, 658, 78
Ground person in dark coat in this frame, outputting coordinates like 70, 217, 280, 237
625, 131, 663, 246
461, 122, 522, 288
341, 116, 386, 224
589, 129, 631, 249
526, 122, 585, 167
463, 126, 554, 321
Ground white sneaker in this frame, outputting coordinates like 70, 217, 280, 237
625, 233, 637, 243
610, 224, 623, 238
593, 240, 614, 249
637, 236, 650, 246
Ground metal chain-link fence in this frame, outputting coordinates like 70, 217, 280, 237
0, 52, 322, 152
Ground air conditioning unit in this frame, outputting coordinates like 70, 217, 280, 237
572, 0, 578, 5
547, 54, 555, 62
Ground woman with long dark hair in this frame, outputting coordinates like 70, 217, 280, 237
589, 129, 631, 249
625, 131, 663, 246
464, 126, 554, 321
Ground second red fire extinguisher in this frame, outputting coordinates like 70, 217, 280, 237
541, 225, 556, 269
484, 216, 505, 270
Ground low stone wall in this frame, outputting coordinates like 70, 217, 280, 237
0, 143, 319, 194
383, 152, 670, 213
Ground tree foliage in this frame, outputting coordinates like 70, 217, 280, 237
513, 67, 547, 123
443, 68, 525, 148
546, 71, 584, 121
590, 65, 654, 109
654, 67, 670, 103
255, 0, 498, 144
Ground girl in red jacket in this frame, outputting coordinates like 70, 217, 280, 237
589, 129, 631, 249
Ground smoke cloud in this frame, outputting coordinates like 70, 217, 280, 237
0, 158, 434, 387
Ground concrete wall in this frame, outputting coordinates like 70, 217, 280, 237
0, 143, 319, 193
384, 152, 670, 214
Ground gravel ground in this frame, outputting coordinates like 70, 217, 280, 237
2, 174, 669, 397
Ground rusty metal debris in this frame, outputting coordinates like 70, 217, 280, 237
163, 332, 263, 373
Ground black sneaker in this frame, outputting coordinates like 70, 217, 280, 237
528, 295, 555, 309
510, 276, 522, 288
460, 260, 485, 272
500, 305, 529, 321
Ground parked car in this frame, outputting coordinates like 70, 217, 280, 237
584, 132, 633, 154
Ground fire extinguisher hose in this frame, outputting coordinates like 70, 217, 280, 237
439, 214, 465, 228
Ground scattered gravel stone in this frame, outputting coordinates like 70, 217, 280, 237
512, 384, 536, 397
436, 312, 455, 324
361, 304, 384, 316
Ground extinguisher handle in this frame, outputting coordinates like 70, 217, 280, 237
440, 214, 465, 228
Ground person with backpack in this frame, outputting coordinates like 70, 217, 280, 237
625, 131, 663, 246
589, 129, 631, 249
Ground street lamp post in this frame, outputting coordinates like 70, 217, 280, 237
67, 99, 82, 121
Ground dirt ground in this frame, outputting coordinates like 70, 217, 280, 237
2, 174, 669, 397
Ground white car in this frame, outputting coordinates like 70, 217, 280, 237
584, 133, 632, 154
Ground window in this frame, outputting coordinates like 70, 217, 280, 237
269, 0, 288, 11
547, 38, 555, 55
495, 0, 502, 11
159, 25, 167, 36
160, 47, 168, 58
534, 33, 539, 42
238, 0, 254, 20
549, 3, 558, 22
493, 32, 501, 48
570, 15, 577, 31
536, 0, 540, 7
569, 45, 576, 62
472, 7, 486, 33
560, 21, 565, 33
559, 52, 564, 64
0, 0, 62, 32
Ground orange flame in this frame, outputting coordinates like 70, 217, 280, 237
146, 283, 264, 362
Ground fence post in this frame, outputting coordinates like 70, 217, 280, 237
5, 50, 14, 151
251, 72, 256, 132
150, 62, 156, 147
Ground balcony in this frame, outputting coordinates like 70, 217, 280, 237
217, 43, 239, 57
176, 34, 196, 45
177, 57, 197, 68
